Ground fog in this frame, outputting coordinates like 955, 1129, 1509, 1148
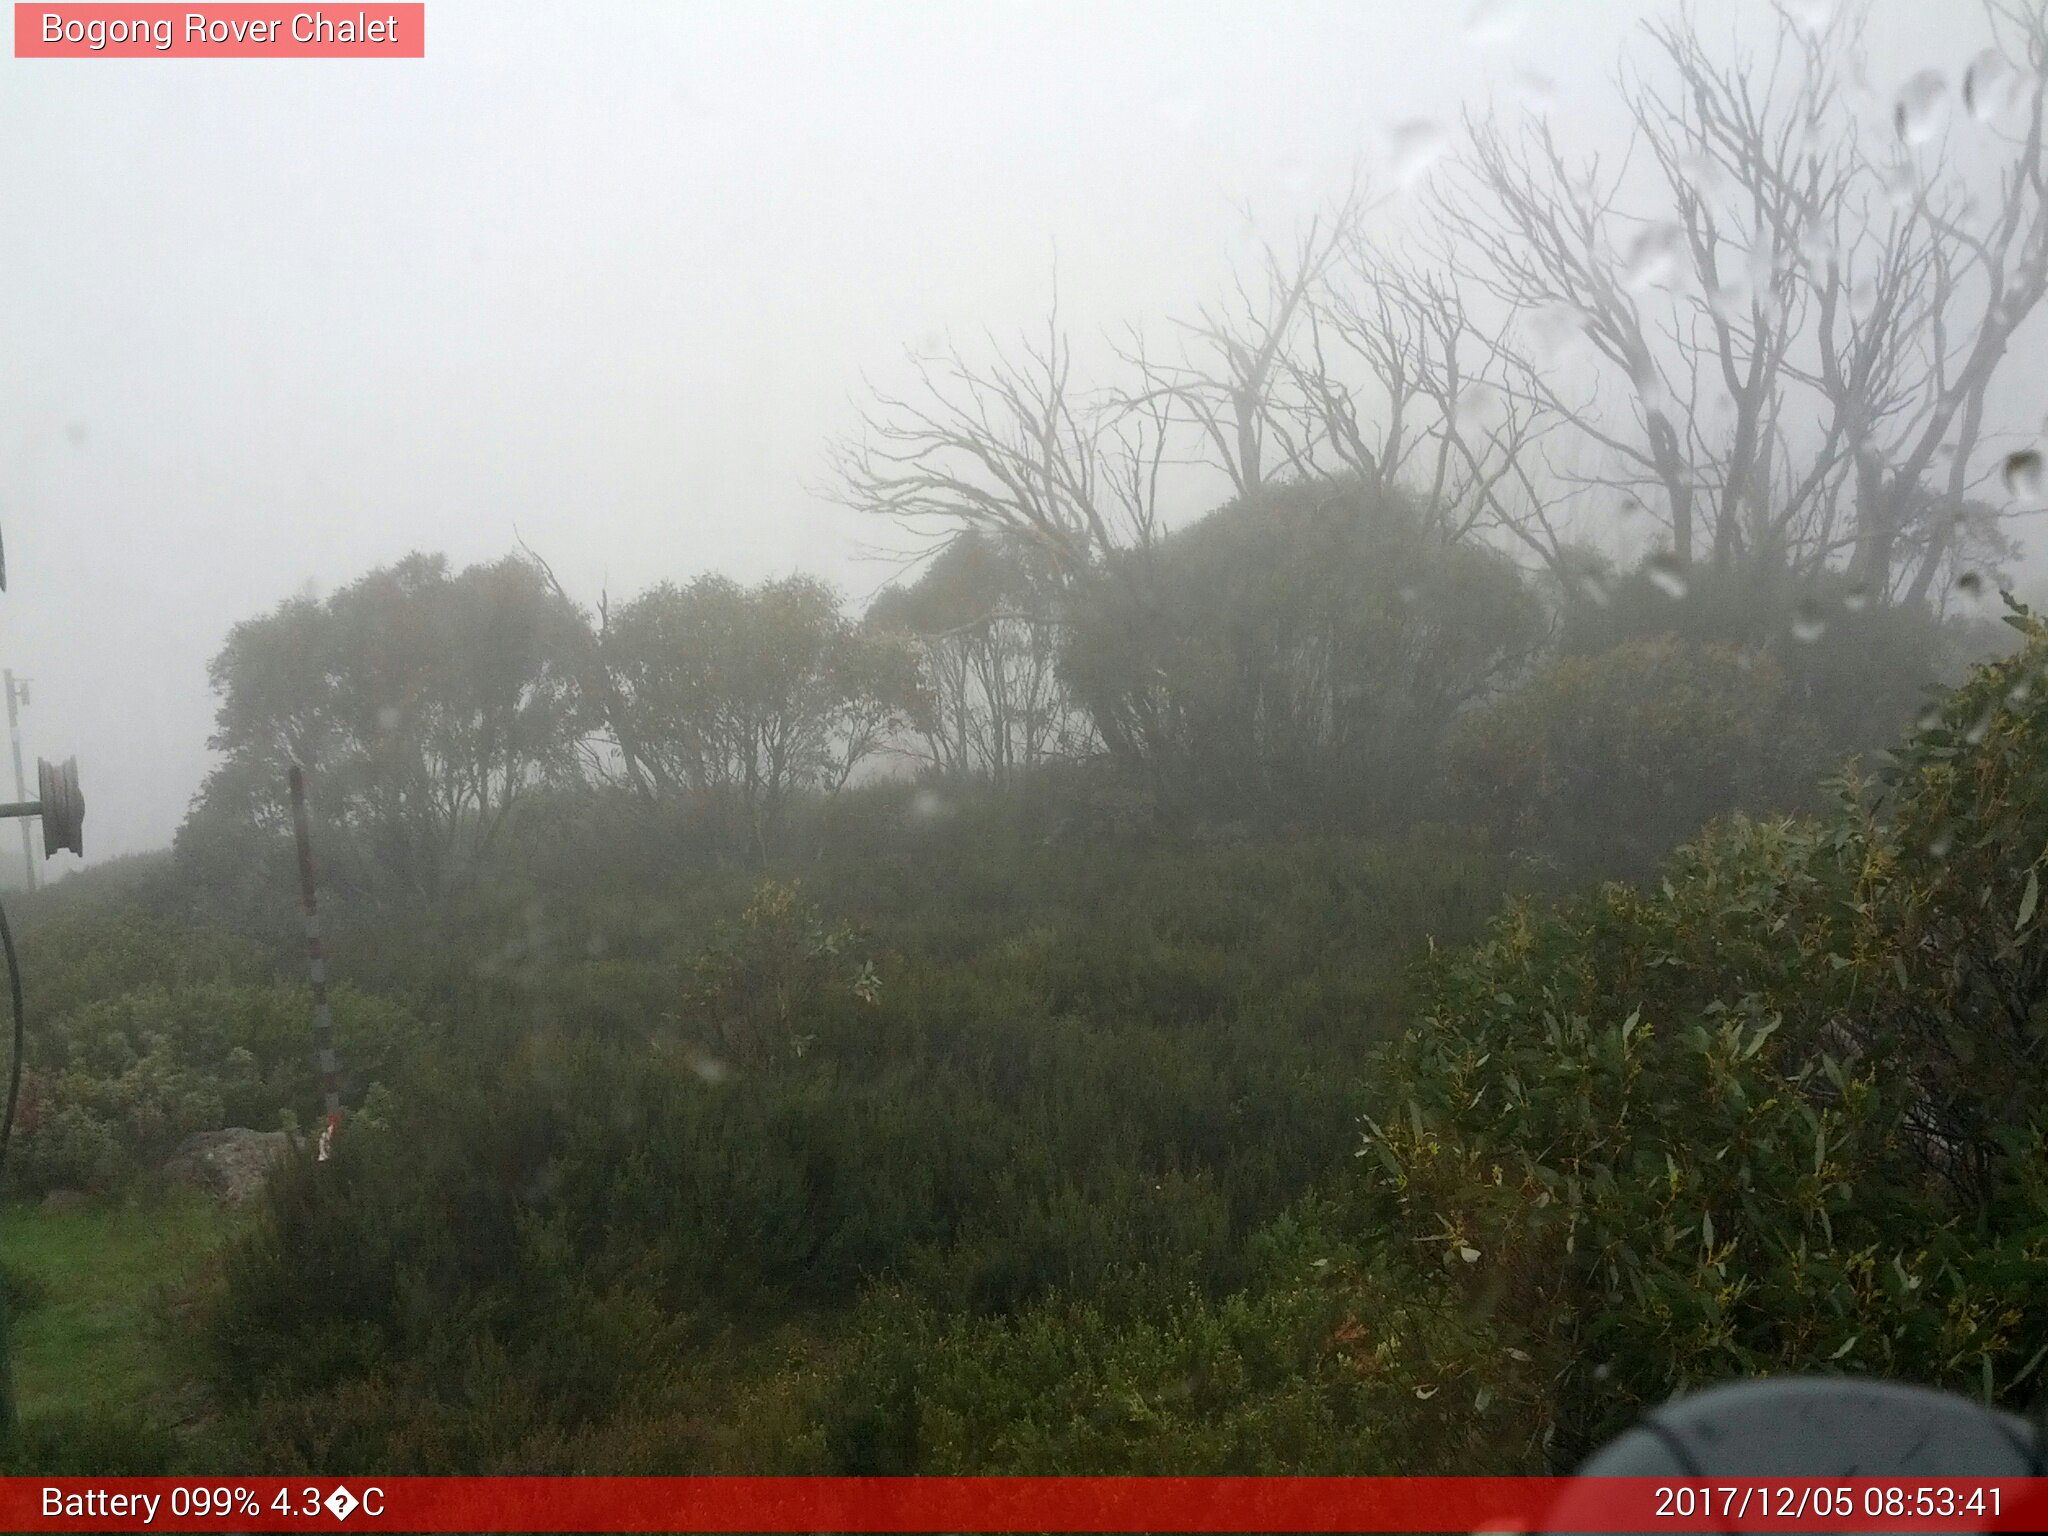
0, 0, 2006, 863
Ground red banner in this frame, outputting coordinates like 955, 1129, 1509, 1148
13, 5, 424, 57
6, 1476, 2048, 1532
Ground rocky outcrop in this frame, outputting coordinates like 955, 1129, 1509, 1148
162, 1128, 293, 1203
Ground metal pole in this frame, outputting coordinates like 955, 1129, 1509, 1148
4, 675, 33, 894
288, 766, 343, 1159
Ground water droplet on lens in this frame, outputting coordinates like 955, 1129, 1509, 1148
1844, 583, 1870, 612
1622, 222, 1684, 292
1678, 149, 1731, 200
1633, 360, 1672, 420
1880, 160, 1917, 209
1963, 49, 2022, 123
1513, 70, 1557, 115
1929, 824, 1955, 859
1647, 553, 1689, 599
1894, 70, 1950, 146
1388, 120, 1448, 190
1578, 571, 1611, 607
1958, 570, 1986, 596
1462, 0, 1526, 48
2002, 448, 2044, 499
1792, 598, 1826, 642
1787, 0, 1835, 34
1848, 276, 1879, 321
1527, 301, 1591, 362
1707, 280, 1751, 322
1798, 221, 1837, 278
1454, 381, 1507, 435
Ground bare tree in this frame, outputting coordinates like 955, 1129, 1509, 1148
1110, 204, 1358, 497
830, 309, 1167, 581
1421, 0, 2048, 601
1300, 224, 1582, 564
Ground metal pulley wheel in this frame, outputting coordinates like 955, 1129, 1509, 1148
36, 757, 82, 858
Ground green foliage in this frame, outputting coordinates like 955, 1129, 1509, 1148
188, 552, 590, 899
0, 899, 428, 1194
681, 880, 881, 1067
604, 574, 928, 855
10, 982, 425, 1195
1062, 476, 1546, 827
198, 822, 1511, 1469
1355, 604, 2048, 1464
818, 1206, 1544, 1474
1446, 637, 1826, 876
867, 531, 1084, 780
1562, 561, 1967, 761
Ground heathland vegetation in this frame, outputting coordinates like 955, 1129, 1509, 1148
10, 0, 2048, 1475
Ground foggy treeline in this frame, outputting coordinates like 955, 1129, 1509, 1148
14, 0, 2048, 1482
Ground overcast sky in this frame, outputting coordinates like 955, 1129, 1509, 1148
0, 0, 2000, 865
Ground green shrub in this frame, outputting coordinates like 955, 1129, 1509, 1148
9, 976, 429, 1195
199, 825, 1512, 1469
1446, 637, 1827, 876
1358, 604, 2048, 1465
1062, 476, 1546, 828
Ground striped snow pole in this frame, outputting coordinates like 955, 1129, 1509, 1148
288, 765, 342, 1160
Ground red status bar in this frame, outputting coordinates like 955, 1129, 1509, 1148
10, 1476, 2048, 1532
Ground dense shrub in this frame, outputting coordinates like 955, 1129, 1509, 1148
1062, 477, 1545, 828
10, 981, 428, 1195
1354, 605, 2048, 1465
201, 826, 1514, 1469
817, 1202, 1544, 1474
1445, 637, 1827, 876
1561, 561, 1976, 761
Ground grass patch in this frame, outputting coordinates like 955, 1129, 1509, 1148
0, 1187, 232, 1470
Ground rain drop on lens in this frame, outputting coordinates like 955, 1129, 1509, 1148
1633, 361, 1672, 421
1513, 71, 1557, 116
1677, 149, 1729, 200
1462, 0, 1526, 48
1622, 223, 1684, 292
1707, 281, 1750, 322
1527, 302, 1591, 363
1848, 276, 1878, 322
1786, 0, 1834, 35
1797, 222, 1837, 279
1387, 120, 1447, 190
1646, 554, 1688, 600
1893, 70, 1949, 147
1454, 381, 1507, 434
1959, 571, 1986, 597
1963, 49, 2022, 124
1792, 599, 1826, 643
2002, 448, 2044, 499
1880, 160, 1916, 209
